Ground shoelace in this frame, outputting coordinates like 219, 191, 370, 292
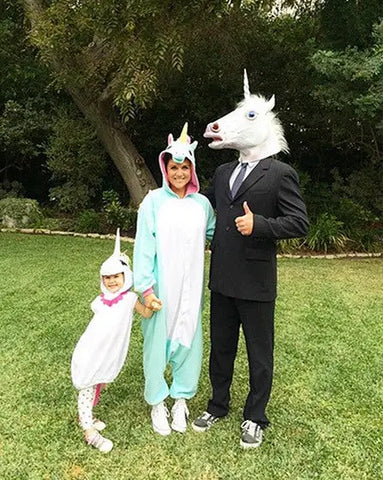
173, 401, 189, 418
87, 431, 108, 449
201, 412, 216, 425
153, 403, 170, 418
241, 420, 261, 437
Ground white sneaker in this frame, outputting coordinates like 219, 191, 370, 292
86, 431, 113, 453
93, 418, 106, 431
171, 398, 189, 433
151, 401, 171, 436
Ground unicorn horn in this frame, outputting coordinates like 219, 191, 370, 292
179, 122, 188, 143
243, 69, 250, 100
113, 228, 121, 256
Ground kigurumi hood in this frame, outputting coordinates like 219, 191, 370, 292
159, 122, 200, 195
100, 228, 133, 300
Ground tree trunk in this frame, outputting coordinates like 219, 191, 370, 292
69, 88, 158, 207
23, 0, 158, 207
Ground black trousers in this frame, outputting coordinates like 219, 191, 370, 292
207, 291, 275, 428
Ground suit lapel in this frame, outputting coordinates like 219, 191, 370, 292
223, 161, 239, 200
234, 157, 272, 199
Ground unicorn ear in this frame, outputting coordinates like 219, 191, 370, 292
243, 69, 250, 100
167, 133, 174, 145
113, 228, 121, 256
266, 95, 275, 112
189, 140, 198, 152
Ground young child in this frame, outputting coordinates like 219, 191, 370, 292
71, 229, 161, 453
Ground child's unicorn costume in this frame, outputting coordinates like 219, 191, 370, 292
71, 230, 137, 396
133, 124, 215, 406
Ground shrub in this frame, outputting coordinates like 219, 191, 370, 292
305, 212, 348, 253
102, 190, 137, 233
0, 197, 42, 228
0, 180, 24, 200
75, 210, 102, 233
278, 237, 305, 254
46, 108, 107, 213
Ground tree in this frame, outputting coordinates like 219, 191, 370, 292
22, 0, 229, 205
0, 1, 55, 200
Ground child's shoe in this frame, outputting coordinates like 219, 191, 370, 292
86, 431, 113, 453
93, 418, 106, 431
171, 398, 189, 433
151, 401, 171, 436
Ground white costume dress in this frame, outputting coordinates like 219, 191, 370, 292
71, 245, 136, 391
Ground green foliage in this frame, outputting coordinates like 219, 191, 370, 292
102, 190, 137, 233
75, 209, 102, 233
0, 2, 60, 198
306, 212, 348, 252
311, 20, 383, 163
318, 0, 383, 50
29, 0, 227, 118
46, 108, 107, 213
278, 237, 305, 254
0, 197, 42, 228
0, 180, 24, 199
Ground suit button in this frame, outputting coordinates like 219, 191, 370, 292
229, 205, 233, 209
225, 226, 230, 231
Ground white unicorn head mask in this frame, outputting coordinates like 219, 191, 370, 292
204, 69, 288, 162
100, 228, 133, 295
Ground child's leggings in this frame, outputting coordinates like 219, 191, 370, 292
78, 386, 96, 430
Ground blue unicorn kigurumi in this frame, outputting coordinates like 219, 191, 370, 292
133, 122, 215, 436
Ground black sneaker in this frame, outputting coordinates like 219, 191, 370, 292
240, 420, 263, 449
192, 411, 220, 432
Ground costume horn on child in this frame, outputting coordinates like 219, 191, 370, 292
71, 229, 137, 391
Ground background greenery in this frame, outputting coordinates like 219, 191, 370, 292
0, 1, 383, 250
1, 232, 382, 479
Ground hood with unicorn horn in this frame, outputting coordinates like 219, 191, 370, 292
100, 228, 133, 298
159, 122, 200, 195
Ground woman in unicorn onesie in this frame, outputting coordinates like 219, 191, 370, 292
133, 123, 215, 436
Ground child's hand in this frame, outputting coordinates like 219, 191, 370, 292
144, 293, 162, 310
151, 300, 162, 312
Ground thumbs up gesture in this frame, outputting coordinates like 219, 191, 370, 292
235, 201, 254, 236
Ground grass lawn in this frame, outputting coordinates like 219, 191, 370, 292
0, 232, 382, 480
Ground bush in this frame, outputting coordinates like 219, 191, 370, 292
75, 210, 102, 233
102, 190, 137, 233
305, 212, 348, 253
0, 181, 24, 200
278, 237, 305, 254
0, 197, 42, 228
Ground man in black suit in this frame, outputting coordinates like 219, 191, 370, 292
192, 76, 308, 448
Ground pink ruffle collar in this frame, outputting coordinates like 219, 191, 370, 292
100, 289, 129, 307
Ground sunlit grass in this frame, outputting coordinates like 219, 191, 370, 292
1, 233, 382, 480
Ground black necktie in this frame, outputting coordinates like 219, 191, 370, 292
231, 163, 247, 198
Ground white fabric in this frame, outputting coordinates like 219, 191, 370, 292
156, 196, 206, 348
71, 291, 137, 390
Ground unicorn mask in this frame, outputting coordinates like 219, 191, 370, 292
159, 122, 200, 194
204, 69, 288, 161
100, 228, 133, 296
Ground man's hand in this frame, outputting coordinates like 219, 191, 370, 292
235, 201, 254, 236
144, 293, 163, 311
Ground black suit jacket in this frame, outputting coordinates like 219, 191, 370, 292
205, 156, 309, 301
